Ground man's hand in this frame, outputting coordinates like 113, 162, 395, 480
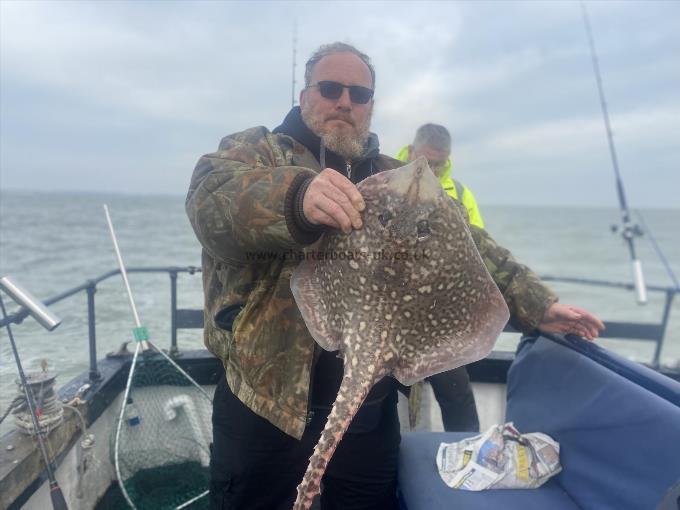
538, 303, 605, 341
302, 169, 366, 234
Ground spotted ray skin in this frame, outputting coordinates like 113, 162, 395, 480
289, 157, 510, 509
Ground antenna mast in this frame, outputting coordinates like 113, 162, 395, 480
291, 20, 298, 107
580, 1, 647, 304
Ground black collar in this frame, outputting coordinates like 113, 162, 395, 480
273, 107, 380, 183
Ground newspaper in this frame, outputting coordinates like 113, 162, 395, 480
436, 422, 561, 490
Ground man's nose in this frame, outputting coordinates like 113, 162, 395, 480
335, 87, 352, 109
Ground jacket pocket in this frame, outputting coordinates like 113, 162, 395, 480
214, 304, 245, 332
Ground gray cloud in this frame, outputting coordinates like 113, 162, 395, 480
1, 0, 678, 207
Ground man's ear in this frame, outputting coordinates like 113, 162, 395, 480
299, 89, 306, 107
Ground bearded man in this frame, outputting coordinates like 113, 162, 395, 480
186, 42, 603, 510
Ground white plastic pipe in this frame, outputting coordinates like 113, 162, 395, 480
163, 395, 210, 466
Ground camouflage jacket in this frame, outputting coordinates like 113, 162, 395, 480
186, 124, 557, 439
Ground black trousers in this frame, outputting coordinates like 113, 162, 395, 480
209, 374, 400, 510
398, 366, 479, 432
428, 366, 479, 432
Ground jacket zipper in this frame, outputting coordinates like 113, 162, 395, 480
346, 162, 352, 181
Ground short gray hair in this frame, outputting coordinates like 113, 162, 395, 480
304, 42, 375, 89
413, 124, 451, 152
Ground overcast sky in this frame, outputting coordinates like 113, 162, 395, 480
1, 0, 678, 208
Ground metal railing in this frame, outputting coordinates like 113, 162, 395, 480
540, 275, 677, 367
0, 266, 201, 381
0, 266, 677, 378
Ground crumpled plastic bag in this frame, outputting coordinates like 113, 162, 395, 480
436, 422, 561, 490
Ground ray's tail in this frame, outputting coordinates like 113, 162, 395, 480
292, 367, 377, 510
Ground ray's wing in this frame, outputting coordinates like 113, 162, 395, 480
391, 281, 509, 385
290, 238, 344, 352
390, 206, 510, 386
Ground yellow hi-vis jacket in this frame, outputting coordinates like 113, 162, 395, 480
395, 146, 485, 229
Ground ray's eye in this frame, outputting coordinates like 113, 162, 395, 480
416, 220, 431, 240
378, 211, 392, 227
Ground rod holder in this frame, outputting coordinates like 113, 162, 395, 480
0, 276, 61, 331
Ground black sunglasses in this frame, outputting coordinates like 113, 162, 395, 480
311, 80, 374, 104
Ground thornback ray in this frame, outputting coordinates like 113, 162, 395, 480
289, 157, 510, 509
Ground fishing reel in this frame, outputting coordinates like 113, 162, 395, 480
610, 222, 644, 239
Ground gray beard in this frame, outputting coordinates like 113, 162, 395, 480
301, 107, 371, 161
321, 131, 365, 161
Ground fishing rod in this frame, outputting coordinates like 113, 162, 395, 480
636, 210, 680, 292
580, 2, 647, 304
0, 278, 68, 510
